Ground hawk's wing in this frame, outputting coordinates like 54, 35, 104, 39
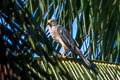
57, 25, 76, 51
57, 25, 91, 67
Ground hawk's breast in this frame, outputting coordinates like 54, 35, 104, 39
49, 26, 69, 50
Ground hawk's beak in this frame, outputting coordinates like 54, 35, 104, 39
47, 20, 52, 27
47, 20, 51, 25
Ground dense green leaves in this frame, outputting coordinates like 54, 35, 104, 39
0, 0, 120, 79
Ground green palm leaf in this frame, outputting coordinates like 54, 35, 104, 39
0, 0, 120, 79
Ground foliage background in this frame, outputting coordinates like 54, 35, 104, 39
0, 0, 120, 79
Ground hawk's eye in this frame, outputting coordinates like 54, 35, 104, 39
51, 21, 54, 24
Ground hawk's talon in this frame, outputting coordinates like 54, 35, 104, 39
59, 54, 62, 57
59, 54, 67, 59
62, 56, 67, 59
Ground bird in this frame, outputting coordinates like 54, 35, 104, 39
47, 19, 91, 67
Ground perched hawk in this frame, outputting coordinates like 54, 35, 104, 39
48, 20, 91, 67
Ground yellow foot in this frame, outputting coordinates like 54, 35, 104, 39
62, 56, 67, 59
59, 55, 62, 57
59, 55, 67, 59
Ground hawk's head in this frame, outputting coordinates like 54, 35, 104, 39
47, 20, 58, 27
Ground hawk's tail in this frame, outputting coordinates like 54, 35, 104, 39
75, 47, 91, 67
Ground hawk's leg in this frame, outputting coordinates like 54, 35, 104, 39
60, 47, 67, 58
